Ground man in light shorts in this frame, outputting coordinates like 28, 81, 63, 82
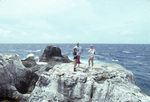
87, 45, 96, 67
74, 43, 83, 67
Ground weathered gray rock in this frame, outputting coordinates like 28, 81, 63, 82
27, 63, 150, 102
22, 56, 37, 68
39, 46, 72, 63
0, 54, 38, 99
31, 62, 57, 77
39, 46, 62, 62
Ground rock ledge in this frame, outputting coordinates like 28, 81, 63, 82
27, 63, 150, 102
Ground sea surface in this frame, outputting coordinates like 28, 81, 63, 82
0, 43, 150, 96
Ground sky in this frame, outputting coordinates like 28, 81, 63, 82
0, 0, 150, 44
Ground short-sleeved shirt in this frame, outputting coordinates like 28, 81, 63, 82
74, 46, 83, 55
88, 49, 96, 57
73, 52, 77, 59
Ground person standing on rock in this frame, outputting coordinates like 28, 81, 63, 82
73, 48, 78, 71
87, 45, 96, 67
73, 43, 83, 67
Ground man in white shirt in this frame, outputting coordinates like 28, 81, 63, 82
74, 43, 83, 67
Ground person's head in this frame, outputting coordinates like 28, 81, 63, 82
77, 43, 79, 47
74, 48, 77, 52
90, 45, 93, 49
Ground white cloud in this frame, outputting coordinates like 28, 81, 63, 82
0, 28, 13, 37
0, 0, 150, 44
0, 28, 10, 34
0, 0, 92, 18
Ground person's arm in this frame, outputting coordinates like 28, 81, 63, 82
81, 49, 83, 53
87, 48, 90, 53
79, 47, 83, 54
74, 54, 78, 57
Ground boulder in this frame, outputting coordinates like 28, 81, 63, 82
27, 63, 150, 102
0, 54, 38, 100
39, 46, 62, 62
22, 56, 37, 68
39, 46, 72, 63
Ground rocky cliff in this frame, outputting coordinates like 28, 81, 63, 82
0, 46, 150, 102
27, 63, 150, 102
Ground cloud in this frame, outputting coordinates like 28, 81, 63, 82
0, 0, 92, 18
0, 28, 12, 37
0, 28, 10, 34
0, 0, 150, 44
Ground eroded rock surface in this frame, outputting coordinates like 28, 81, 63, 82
22, 56, 37, 68
0, 54, 38, 99
27, 63, 150, 102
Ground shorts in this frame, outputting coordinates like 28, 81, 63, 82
90, 54, 94, 58
77, 56, 80, 64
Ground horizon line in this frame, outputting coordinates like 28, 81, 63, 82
0, 43, 150, 45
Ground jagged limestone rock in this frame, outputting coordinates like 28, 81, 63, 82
27, 63, 150, 102
0, 54, 38, 100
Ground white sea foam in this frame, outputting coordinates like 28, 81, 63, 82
34, 56, 47, 65
9, 50, 16, 52
26, 54, 47, 65
37, 62, 47, 65
35, 50, 41, 52
102, 53, 109, 55
34, 56, 39, 62
27, 53, 34, 58
112, 59, 119, 62
26, 50, 41, 53
123, 51, 131, 54
136, 56, 142, 58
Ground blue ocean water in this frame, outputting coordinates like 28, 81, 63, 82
0, 44, 150, 96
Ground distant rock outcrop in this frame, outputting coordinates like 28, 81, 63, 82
27, 63, 150, 102
0, 54, 38, 100
39, 46, 71, 63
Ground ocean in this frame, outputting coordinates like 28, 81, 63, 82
0, 43, 150, 96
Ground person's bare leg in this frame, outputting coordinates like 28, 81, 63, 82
91, 57, 94, 67
78, 56, 80, 67
88, 58, 90, 67
74, 60, 77, 71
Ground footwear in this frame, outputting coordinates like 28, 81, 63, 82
74, 68, 77, 72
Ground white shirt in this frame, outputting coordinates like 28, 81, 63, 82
88, 49, 96, 57
74, 46, 83, 55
